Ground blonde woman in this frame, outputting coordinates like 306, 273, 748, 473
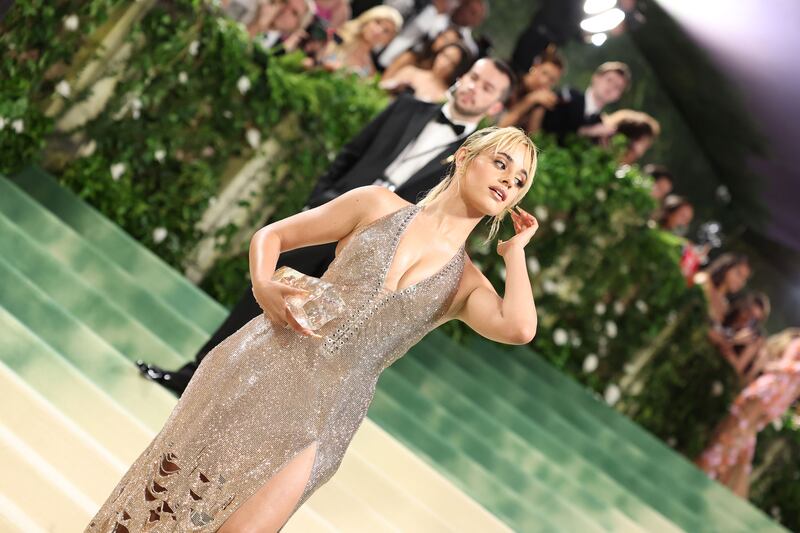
697, 329, 800, 498
86, 127, 540, 532
319, 5, 403, 77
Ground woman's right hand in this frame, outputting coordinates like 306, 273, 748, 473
252, 281, 320, 337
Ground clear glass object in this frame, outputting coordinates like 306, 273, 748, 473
271, 266, 346, 330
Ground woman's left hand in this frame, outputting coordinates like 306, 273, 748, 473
497, 206, 539, 257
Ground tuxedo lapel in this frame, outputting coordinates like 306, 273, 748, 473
397, 139, 461, 196
388, 101, 441, 161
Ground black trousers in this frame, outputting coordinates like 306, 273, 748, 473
168, 242, 338, 395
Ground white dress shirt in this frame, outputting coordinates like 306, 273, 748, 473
584, 88, 601, 118
383, 101, 478, 188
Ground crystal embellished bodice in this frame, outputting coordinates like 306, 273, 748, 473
86, 203, 465, 532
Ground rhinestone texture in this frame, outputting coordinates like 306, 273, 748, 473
86, 204, 465, 531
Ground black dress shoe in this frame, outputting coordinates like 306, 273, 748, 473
135, 360, 183, 396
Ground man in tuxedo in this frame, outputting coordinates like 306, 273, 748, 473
138, 57, 516, 395
541, 61, 631, 142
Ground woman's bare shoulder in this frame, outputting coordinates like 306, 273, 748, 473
348, 185, 411, 228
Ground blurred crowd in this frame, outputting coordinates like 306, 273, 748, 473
216, 0, 799, 501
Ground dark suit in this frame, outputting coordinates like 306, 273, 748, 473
168, 96, 465, 394
541, 87, 602, 142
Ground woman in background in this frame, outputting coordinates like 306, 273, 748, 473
318, 5, 403, 77
380, 41, 472, 102
697, 330, 800, 498
382, 25, 463, 79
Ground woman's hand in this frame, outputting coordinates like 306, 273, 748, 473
252, 281, 321, 337
497, 206, 539, 257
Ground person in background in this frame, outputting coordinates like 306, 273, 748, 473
246, 0, 316, 51
601, 109, 661, 165
313, 0, 350, 30
383, 25, 462, 79
498, 49, 564, 133
318, 5, 403, 77
377, 0, 486, 70
710, 292, 771, 387
380, 41, 472, 102
696, 253, 752, 324
542, 61, 631, 142
697, 331, 800, 498
657, 194, 693, 234
644, 164, 674, 202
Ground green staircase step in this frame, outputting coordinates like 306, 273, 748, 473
390, 345, 683, 533
7, 167, 226, 332
0, 307, 157, 461
461, 334, 782, 531
0, 258, 177, 432
0, 186, 208, 357
368, 387, 559, 532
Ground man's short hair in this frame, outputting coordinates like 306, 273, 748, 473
487, 57, 517, 105
594, 61, 632, 88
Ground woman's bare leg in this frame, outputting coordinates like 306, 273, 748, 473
217, 442, 318, 533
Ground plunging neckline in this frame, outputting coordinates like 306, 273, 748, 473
379, 205, 465, 295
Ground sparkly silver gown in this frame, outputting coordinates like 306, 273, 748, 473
86, 204, 466, 532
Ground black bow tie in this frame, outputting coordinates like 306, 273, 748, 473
435, 110, 466, 136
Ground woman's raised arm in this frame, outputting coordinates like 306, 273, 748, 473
454, 207, 539, 345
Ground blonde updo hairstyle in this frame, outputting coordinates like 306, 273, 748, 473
336, 5, 403, 46
419, 126, 538, 242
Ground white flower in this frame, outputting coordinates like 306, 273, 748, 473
77, 139, 97, 158
0, 116, 5, 130
552, 220, 566, 234
583, 354, 599, 373
154, 149, 166, 163
771, 418, 784, 431
613, 300, 625, 315
63, 14, 79, 31
533, 205, 548, 221
792, 414, 800, 428
178, 71, 188, 84
152, 227, 168, 244
526, 256, 540, 275
635, 300, 648, 313
553, 328, 568, 346
208, 196, 218, 206
245, 128, 261, 148
604, 384, 621, 405
594, 302, 606, 315
237, 76, 252, 95
188, 40, 200, 56
595, 188, 607, 202
771, 506, 782, 520
11, 119, 24, 133
615, 164, 631, 179
542, 279, 558, 294
711, 381, 724, 397
666, 436, 677, 447
605, 320, 618, 338
667, 310, 678, 324
223, 110, 233, 119
55, 80, 71, 98
110, 163, 126, 181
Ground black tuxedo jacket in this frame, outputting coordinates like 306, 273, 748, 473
306, 95, 463, 208
541, 87, 602, 142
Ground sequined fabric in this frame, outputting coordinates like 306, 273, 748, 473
86, 204, 465, 532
